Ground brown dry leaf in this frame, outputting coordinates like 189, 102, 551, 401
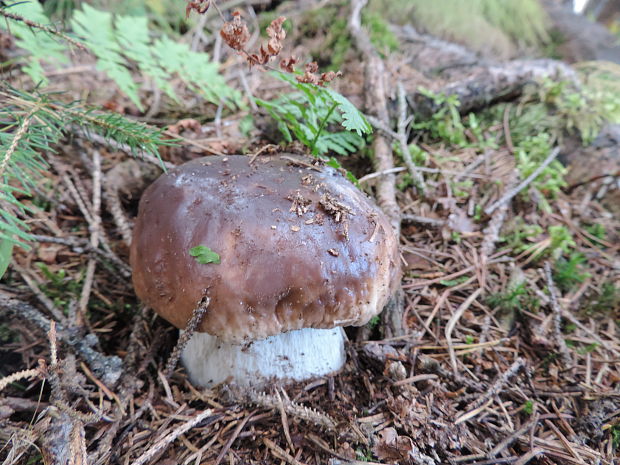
372, 427, 415, 462
402, 251, 434, 271
167, 118, 202, 135
37, 244, 62, 264
320, 70, 343, 84
266, 16, 286, 55
297, 62, 320, 85
185, 1, 210, 18
280, 56, 298, 73
220, 11, 250, 51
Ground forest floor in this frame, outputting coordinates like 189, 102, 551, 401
1, 1, 619, 464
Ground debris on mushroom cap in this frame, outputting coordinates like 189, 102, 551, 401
130, 154, 400, 343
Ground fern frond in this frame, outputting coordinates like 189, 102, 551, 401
324, 88, 372, 136
3, 1, 240, 110
0, 85, 173, 249
256, 72, 371, 156
71, 5, 143, 109
0, 2, 69, 85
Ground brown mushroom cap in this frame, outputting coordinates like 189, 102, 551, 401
130, 155, 400, 343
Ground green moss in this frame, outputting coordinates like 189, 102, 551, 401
363, 11, 399, 55
553, 252, 589, 293
298, 3, 398, 70
369, 0, 548, 57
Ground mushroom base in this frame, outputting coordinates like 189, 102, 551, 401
181, 327, 346, 387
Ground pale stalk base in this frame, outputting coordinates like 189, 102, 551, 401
181, 327, 346, 387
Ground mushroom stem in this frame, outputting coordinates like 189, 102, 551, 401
181, 327, 346, 387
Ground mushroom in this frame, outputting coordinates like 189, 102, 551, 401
130, 154, 399, 387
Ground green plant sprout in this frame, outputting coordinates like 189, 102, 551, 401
553, 252, 589, 293
255, 72, 372, 157
189, 246, 221, 265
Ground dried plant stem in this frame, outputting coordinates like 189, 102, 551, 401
485, 147, 560, 215
78, 150, 102, 321
397, 83, 426, 193
163, 297, 210, 378
0, 105, 38, 177
445, 289, 482, 376
544, 262, 573, 367
132, 409, 214, 465
0, 9, 87, 50
0, 292, 123, 385
0, 368, 40, 392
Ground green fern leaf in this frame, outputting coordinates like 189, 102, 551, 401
71, 5, 143, 109
0, 1, 68, 85
152, 36, 241, 107
323, 88, 372, 136
114, 15, 178, 102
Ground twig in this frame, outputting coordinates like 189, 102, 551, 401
163, 297, 210, 378
0, 368, 41, 392
0, 292, 123, 386
213, 411, 255, 465
544, 262, 573, 367
78, 150, 102, 322
445, 289, 482, 376
397, 82, 426, 193
243, 389, 337, 430
0, 8, 87, 51
29, 234, 131, 278
348, 0, 404, 338
402, 214, 446, 228
488, 414, 539, 458
358, 165, 486, 183
70, 126, 175, 170
485, 147, 561, 215
10, 262, 68, 324
0, 104, 39, 177
132, 409, 214, 465
348, 0, 400, 235
473, 358, 526, 410
264, 438, 308, 465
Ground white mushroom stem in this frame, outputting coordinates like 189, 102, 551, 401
181, 327, 346, 387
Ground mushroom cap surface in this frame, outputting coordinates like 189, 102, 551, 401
130, 155, 399, 343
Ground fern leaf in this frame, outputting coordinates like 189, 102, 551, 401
71, 5, 143, 109
0, 1, 68, 85
152, 36, 241, 108
114, 15, 178, 102
324, 88, 372, 136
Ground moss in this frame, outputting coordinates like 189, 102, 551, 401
368, 0, 548, 57
298, 3, 399, 70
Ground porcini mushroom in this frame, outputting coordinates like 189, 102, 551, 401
130, 155, 399, 387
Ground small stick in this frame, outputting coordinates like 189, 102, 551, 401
263, 438, 308, 465
544, 262, 572, 367
132, 409, 214, 465
445, 288, 482, 376
0, 292, 123, 386
213, 411, 256, 465
276, 388, 295, 454
78, 150, 102, 321
485, 147, 561, 215
163, 297, 210, 378
10, 262, 68, 324
472, 358, 525, 410
397, 82, 426, 193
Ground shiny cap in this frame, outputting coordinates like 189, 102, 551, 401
130, 155, 399, 342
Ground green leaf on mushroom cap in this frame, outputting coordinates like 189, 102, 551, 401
189, 246, 221, 265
